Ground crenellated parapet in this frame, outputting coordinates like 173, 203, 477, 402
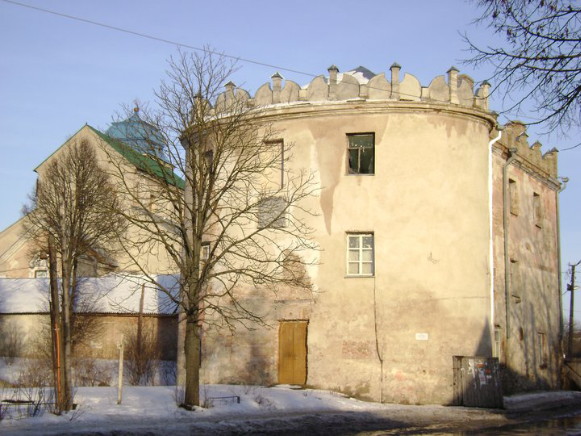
500, 121, 558, 179
214, 63, 491, 112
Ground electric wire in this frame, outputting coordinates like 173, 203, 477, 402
1, 0, 577, 151
0, 0, 483, 104
0, 0, 316, 79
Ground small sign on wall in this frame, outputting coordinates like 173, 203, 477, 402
415, 333, 429, 341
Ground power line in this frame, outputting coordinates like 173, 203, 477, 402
0, 0, 479, 102
0, 0, 316, 79
2, 0, 576, 152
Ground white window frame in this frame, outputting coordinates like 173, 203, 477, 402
346, 233, 374, 277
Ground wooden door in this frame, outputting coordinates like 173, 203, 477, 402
278, 321, 308, 385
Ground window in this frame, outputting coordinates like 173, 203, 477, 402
537, 332, 548, 368
533, 192, 542, 228
264, 139, 285, 188
201, 242, 210, 261
34, 269, 48, 278
258, 196, 287, 229
347, 133, 374, 174
148, 191, 158, 212
347, 233, 374, 276
509, 179, 519, 215
29, 253, 48, 278
509, 258, 520, 303
493, 326, 502, 359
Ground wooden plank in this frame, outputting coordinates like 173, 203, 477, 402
278, 321, 308, 385
294, 322, 307, 385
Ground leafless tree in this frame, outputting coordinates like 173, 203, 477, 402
109, 49, 317, 408
464, 0, 581, 135
23, 141, 125, 412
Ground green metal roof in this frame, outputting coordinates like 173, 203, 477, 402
105, 110, 167, 160
89, 126, 185, 189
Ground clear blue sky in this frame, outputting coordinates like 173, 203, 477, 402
1, 0, 579, 308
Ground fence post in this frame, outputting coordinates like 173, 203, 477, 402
117, 335, 124, 405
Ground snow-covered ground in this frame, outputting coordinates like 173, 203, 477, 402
2, 358, 581, 435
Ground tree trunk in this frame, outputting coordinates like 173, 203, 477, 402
48, 235, 64, 413
60, 259, 73, 411
183, 314, 200, 407
138, 284, 145, 356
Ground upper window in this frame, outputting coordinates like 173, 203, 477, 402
347, 233, 374, 276
347, 133, 375, 175
533, 192, 542, 228
201, 242, 210, 261
509, 179, 519, 216
258, 196, 287, 229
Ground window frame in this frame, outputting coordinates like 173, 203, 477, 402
34, 269, 49, 278
509, 178, 519, 216
346, 233, 375, 277
257, 196, 287, 229
201, 242, 210, 261
264, 139, 285, 188
347, 133, 375, 175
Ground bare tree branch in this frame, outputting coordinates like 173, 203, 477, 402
23, 141, 125, 412
464, 0, 581, 134
107, 48, 317, 407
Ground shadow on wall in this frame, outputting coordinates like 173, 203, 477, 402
0, 316, 25, 363
157, 315, 178, 361
451, 321, 502, 408
246, 341, 273, 386
502, 261, 562, 394
451, 310, 562, 409
501, 302, 560, 395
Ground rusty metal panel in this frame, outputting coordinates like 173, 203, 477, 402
278, 321, 307, 385
453, 356, 503, 408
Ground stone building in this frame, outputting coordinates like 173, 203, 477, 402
0, 110, 177, 279
0, 62, 563, 404
0, 111, 179, 361
198, 64, 563, 404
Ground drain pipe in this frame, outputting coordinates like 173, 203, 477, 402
503, 146, 519, 342
557, 176, 568, 357
488, 127, 503, 335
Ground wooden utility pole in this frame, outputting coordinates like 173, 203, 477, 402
568, 260, 581, 358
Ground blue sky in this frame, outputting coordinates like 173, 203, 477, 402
1, 0, 579, 309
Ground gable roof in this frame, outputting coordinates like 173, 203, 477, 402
33, 123, 184, 189
88, 126, 184, 189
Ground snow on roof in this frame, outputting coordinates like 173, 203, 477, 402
300, 66, 377, 89
0, 278, 49, 313
0, 275, 179, 315
337, 66, 376, 85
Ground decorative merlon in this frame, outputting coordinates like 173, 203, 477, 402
500, 121, 558, 178
214, 62, 493, 112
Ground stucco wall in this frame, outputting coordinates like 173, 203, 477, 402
197, 100, 498, 405
491, 130, 561, 393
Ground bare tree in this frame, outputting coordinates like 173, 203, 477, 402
464, 0, 581, 134
109, 49, 317, 408
23, 141, 125, 412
